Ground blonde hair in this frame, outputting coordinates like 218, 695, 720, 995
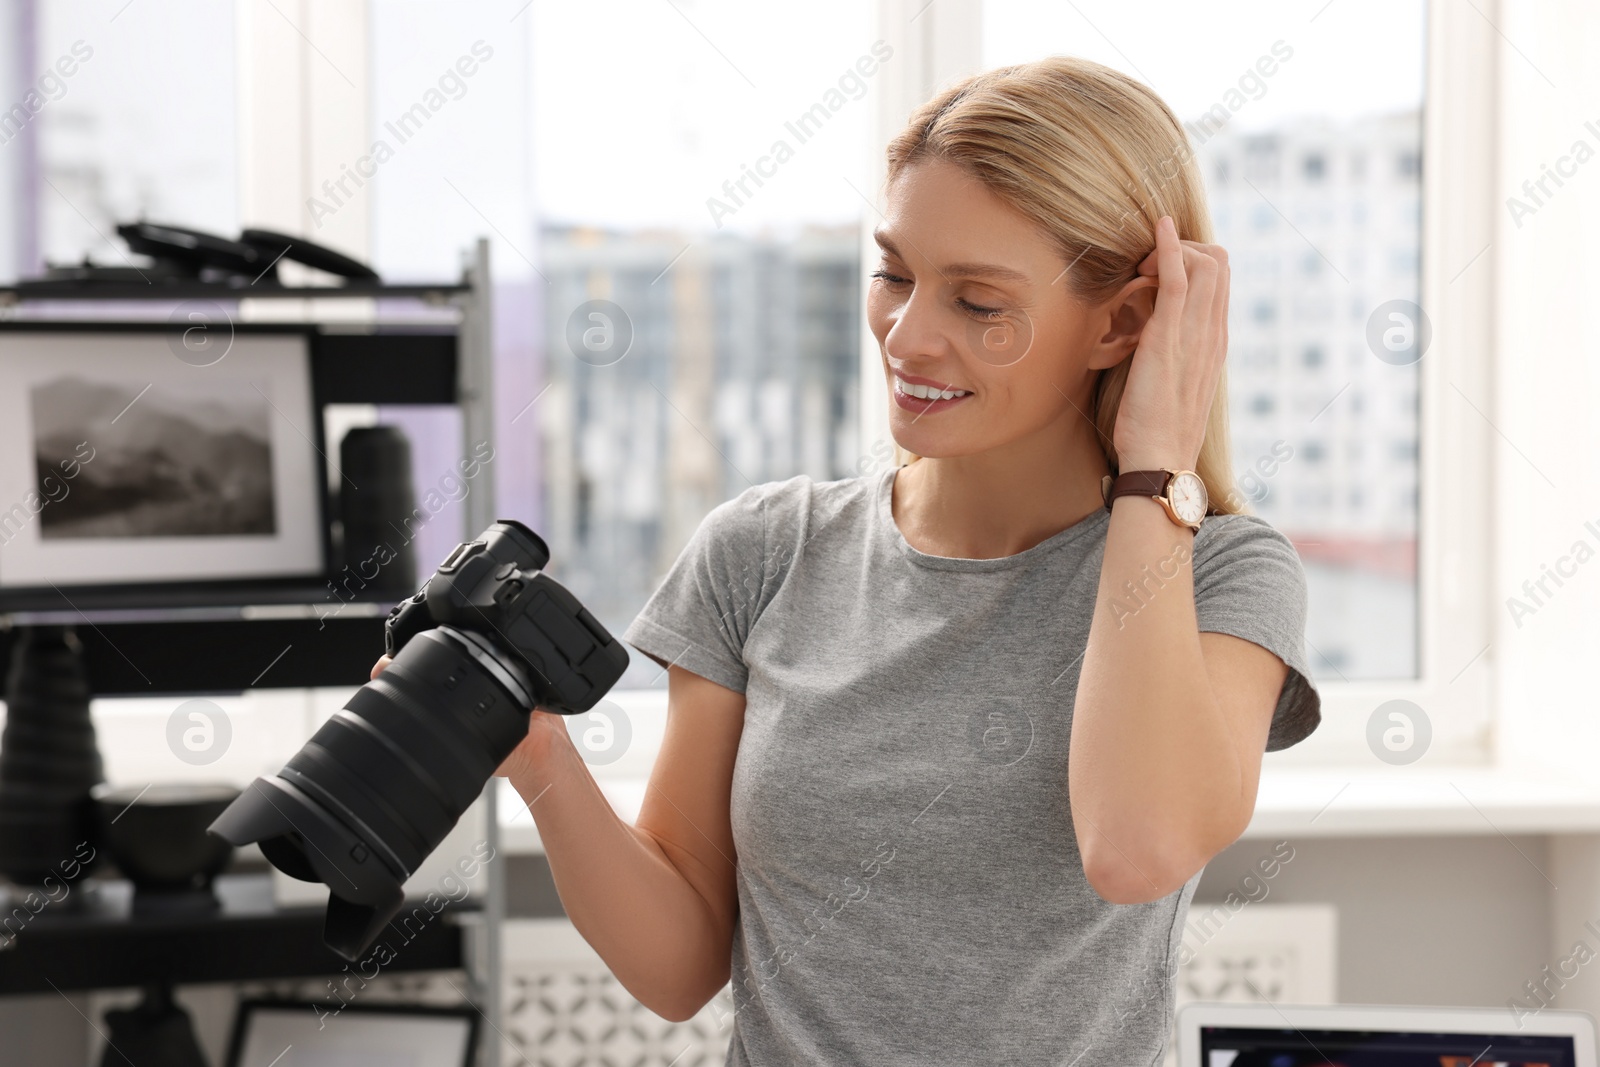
882, 55, 1246, 514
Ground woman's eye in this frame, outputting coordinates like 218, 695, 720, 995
871, 270, 1005, 320
956, 297, 1004, 320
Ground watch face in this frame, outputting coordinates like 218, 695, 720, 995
1169, 471, 1208, 525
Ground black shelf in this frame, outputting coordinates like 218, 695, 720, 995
0, 253, 501, 1014
0, 579, 405, 617
0, 319, 460, 406
0, 613, 394, 693
0, 873, 474, 995
0, 281, 469, 302
314, 329, 459, 404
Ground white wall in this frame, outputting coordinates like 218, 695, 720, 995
1200, 834, 1554, 1010
1491, 0, 1600, 777
1487, 2, 1600, 1021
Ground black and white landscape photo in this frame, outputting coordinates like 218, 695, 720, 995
31, 376, 278, 539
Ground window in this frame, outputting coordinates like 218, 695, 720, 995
370, 0, 872, 686
1243, 251, 1278, 279
1243, 140, 1280, 184
983, 0, 1431, 697
0, 1, 1499, 775
2, 1, 238, 279
1240, 344, 1278, 370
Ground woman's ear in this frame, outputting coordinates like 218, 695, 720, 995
1086, 274, 1159, 370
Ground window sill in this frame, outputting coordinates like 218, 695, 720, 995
497, 764, 1600, 855
1239, 763, 1600, 839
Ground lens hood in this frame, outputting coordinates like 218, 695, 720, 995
208, 774, 408, 960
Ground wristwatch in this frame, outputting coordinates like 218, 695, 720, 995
1101, 468, 1210, 531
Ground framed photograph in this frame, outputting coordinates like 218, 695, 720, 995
0, 323, 331, 610
225, 1000, 478, 1067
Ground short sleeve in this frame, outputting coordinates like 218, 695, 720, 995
1192, 513, 1323, 751
621, 484, 772, 694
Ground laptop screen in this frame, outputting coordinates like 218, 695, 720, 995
1199, 1025, 1579, 1066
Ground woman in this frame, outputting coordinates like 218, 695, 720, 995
386, 55, 1322, 1065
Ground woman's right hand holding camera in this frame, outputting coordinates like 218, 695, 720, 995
368, 653, 746, 1019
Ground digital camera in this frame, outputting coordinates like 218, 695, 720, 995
209, 520, 628, 960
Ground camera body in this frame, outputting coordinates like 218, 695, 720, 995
209, 519, 628, 961
383, 519, 621, 716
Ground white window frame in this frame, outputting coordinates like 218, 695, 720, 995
862, 0, 1498, 766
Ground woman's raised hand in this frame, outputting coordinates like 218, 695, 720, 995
1112, 214, 1230, 473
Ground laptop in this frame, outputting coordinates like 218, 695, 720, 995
1176, 1002, 1598, 1067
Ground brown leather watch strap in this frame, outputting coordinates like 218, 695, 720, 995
1102, 469, 1172, 512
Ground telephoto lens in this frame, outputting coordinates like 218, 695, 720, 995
208, 519, 628, 961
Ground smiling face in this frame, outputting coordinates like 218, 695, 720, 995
867, 157, 1149, 465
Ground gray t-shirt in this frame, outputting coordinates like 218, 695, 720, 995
622, 467, 1321, 1065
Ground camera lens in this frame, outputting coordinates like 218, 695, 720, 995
209, 520, 627, 961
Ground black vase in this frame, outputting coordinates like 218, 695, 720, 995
0, 625, 105, 886
99, 984, 209, 1067
338, 424, 419, 598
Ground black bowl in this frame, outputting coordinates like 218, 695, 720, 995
92, 783, 241, 899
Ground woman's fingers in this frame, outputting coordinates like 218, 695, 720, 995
1145, 216, 1190, 344
1180, 244, 1220, 332
1156, 216, 1187, 294
1135, 230, 1227, 277
370, 654, 392, 681
1135, 223, 1230, 396
1138, 231, 1229, 348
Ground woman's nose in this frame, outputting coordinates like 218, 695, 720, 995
882, 292, 954, 363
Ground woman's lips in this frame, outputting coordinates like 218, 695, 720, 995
892, 377, 973, 413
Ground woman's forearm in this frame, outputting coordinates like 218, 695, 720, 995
1069, 493, 1246, 899
505, 721, 731, 1021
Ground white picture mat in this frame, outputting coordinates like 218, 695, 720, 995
233, 1007, 472, 1067
0, 331, 323, 587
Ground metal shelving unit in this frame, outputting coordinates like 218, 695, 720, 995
0, 238, 508, 1067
